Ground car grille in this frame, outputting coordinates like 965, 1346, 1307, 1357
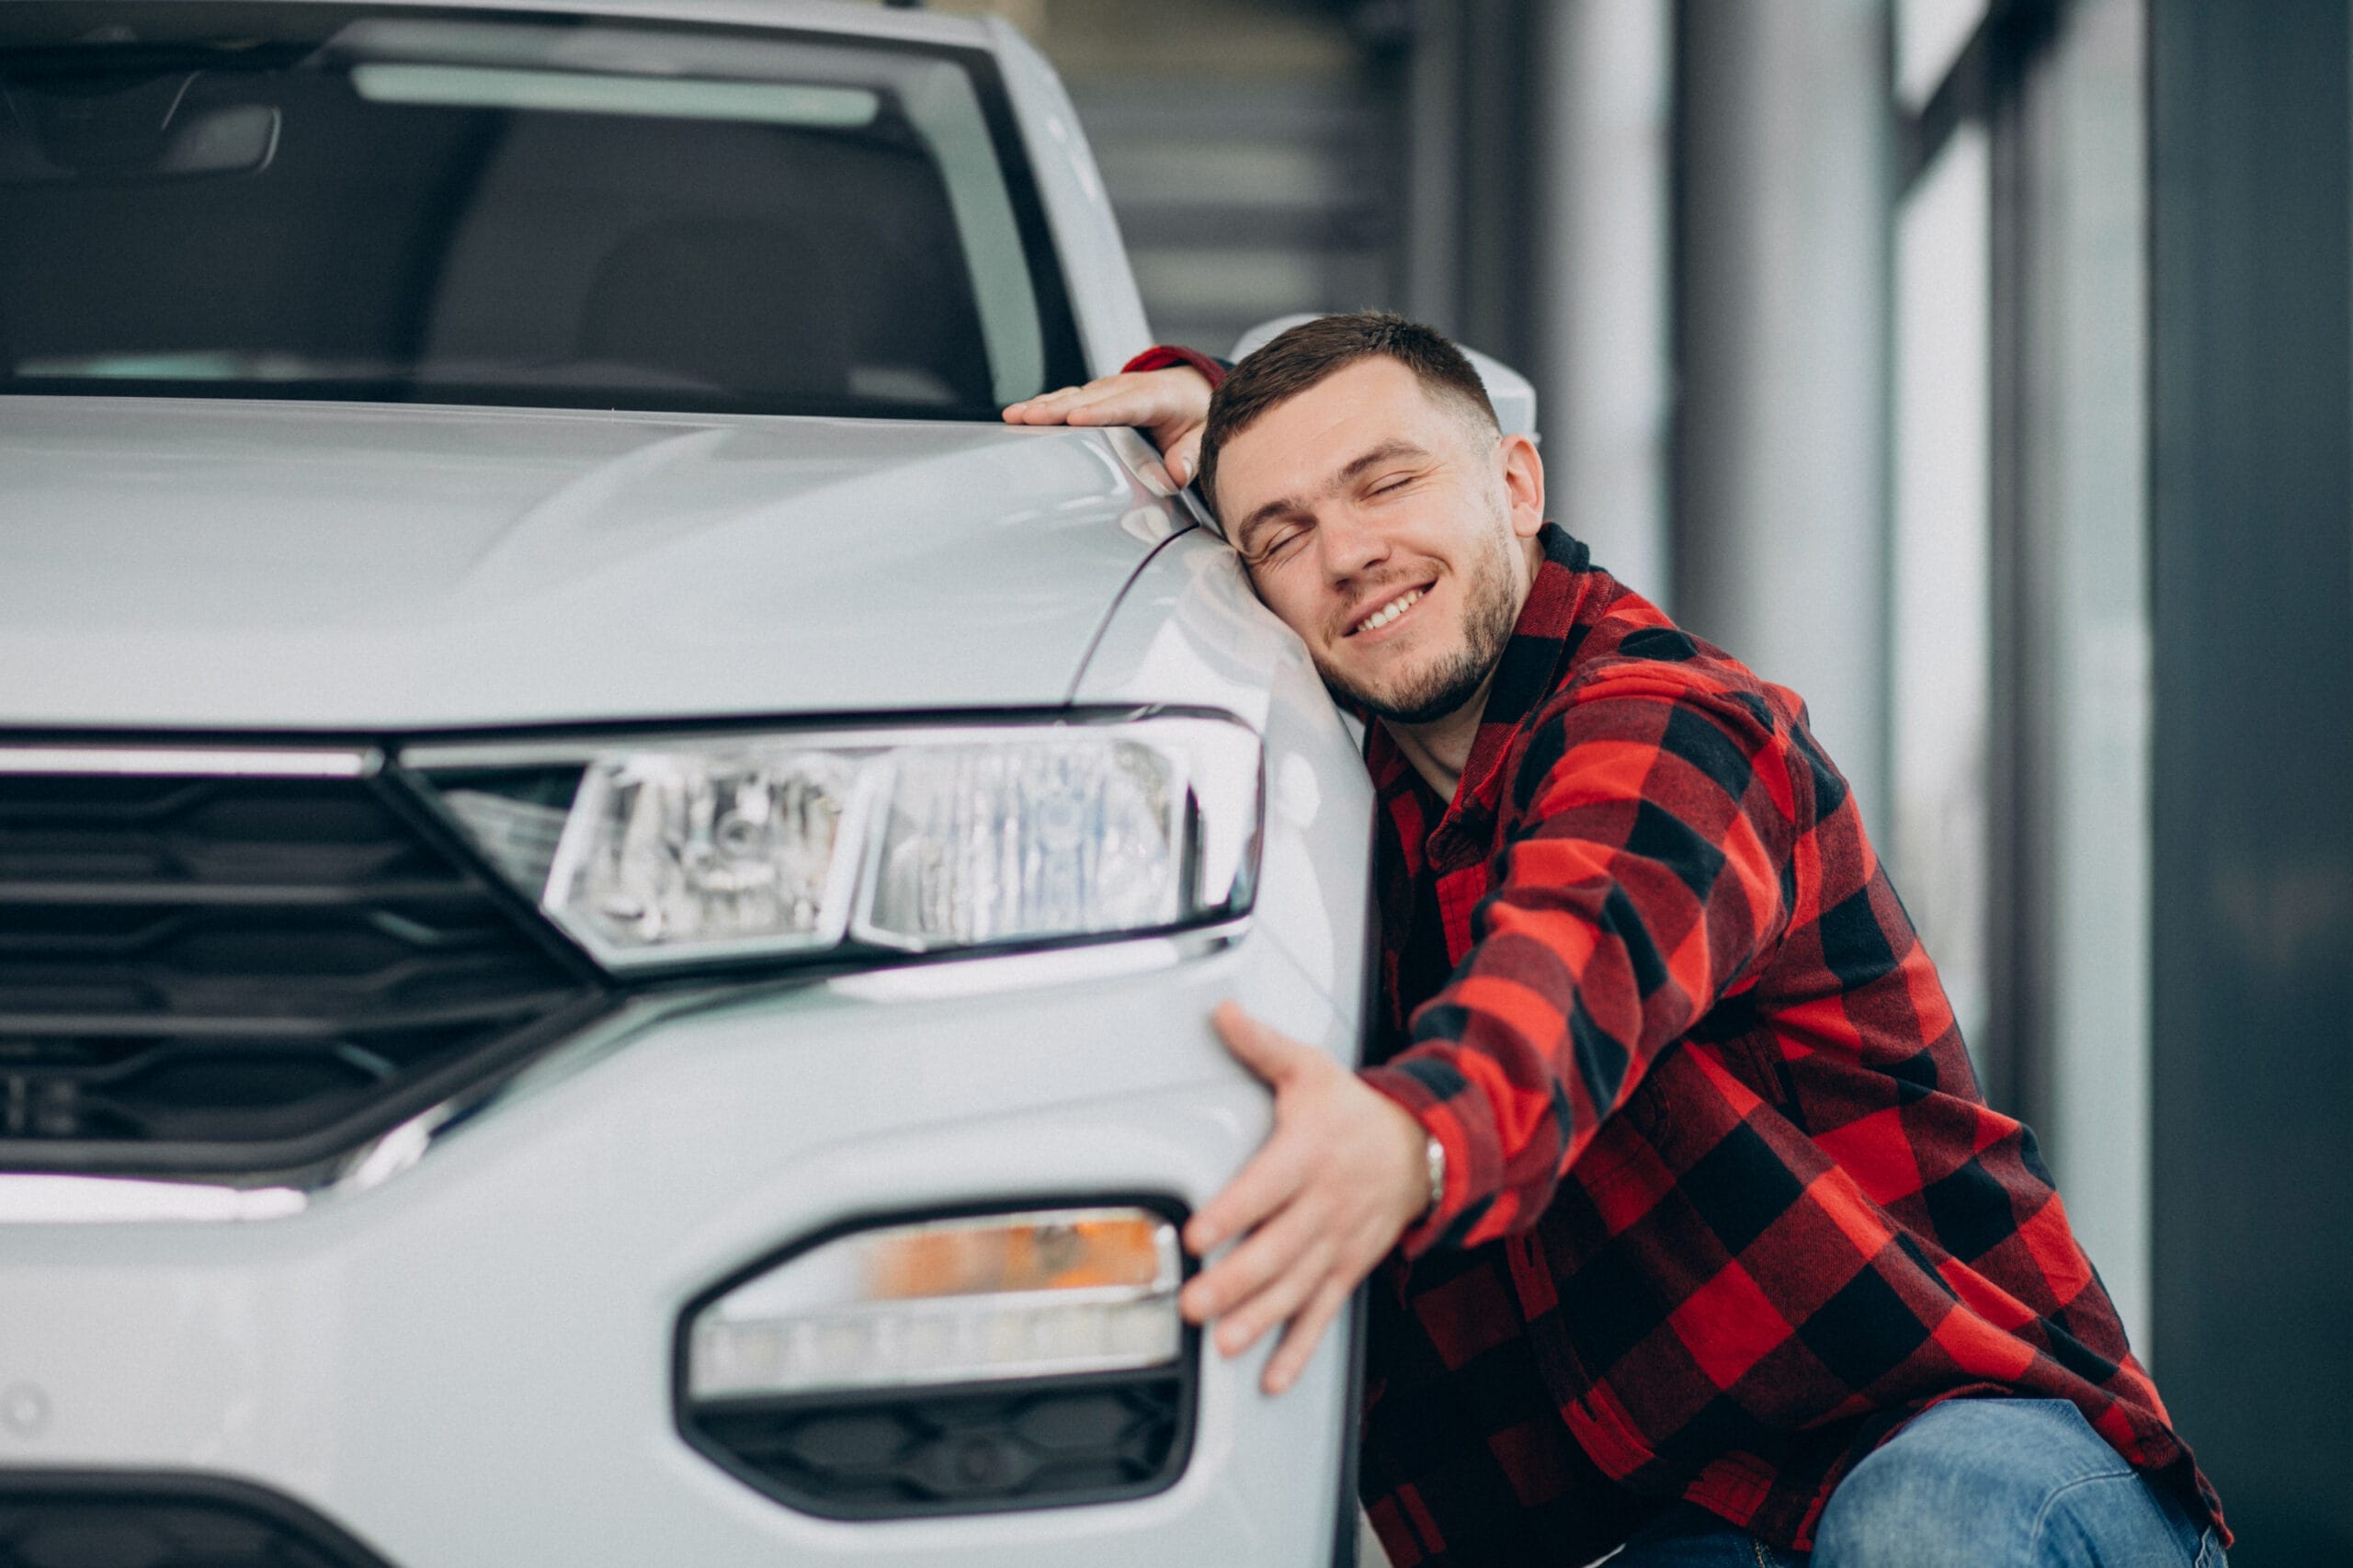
687, 1370, 1192, 1518
0, 1472, 394, 1568
0, 766, 607, 1177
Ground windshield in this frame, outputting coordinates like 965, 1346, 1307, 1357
0, 4, 1085, 419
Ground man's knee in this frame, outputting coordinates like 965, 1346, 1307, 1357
1811, 1399, 2135, 1568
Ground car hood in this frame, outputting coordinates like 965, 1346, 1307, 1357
0, 398, 1176, 733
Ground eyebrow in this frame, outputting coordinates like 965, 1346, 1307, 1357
1232, 438, 1436, 554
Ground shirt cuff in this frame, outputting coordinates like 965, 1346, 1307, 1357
1120, 345, 1228, 389
1359, 1057, 1496, 1257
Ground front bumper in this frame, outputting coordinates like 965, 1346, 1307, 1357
0, 932, 1357, 1565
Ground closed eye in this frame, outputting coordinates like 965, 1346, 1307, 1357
1244, 522, 1308, 567
1267, 526, 1310, 559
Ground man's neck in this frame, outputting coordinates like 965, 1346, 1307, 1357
1381, 672, 1495, 803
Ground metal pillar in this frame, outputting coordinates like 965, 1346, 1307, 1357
1529, 0, 1675, 605
1673, 0, 1893, 831
1995, 0, 2155, 1358
1400, 0, 1540, 358
1399, 0, 1674, 606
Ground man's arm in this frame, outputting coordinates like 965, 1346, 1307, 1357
1365, 666, 1801, 1254
1186, 667, 1802, 1391
1001, 351, 1221, 483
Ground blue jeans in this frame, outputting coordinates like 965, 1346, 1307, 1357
1610, 1398, 2225, 1566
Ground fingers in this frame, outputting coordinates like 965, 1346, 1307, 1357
1000, 369, 1214, 490
1185, 1120, 1310, 1256
1185, 1187, 1358, 1394
1000, 383, 1092, 424
1182, 1002, 1405, 1398
1211, 1230, 1334, 1359
1185, 1005, 1328, 1256
1000, 380, 1142, 424
1211, 1000, 1314, 1087
1059, 388, 1177, 429
1181, 1191, 1325, 1331
1263, 1276, 1353, 1395
1000, 375, 1165, 428
1165, 429, 1204, 488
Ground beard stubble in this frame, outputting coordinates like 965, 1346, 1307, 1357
1313, 515, 1520, 728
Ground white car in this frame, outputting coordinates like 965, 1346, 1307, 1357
0, 4, 1529, 1562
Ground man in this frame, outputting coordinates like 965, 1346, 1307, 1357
1005, 314, 2225, 1566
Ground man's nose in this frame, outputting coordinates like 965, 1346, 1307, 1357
1315, 505, 1391, 581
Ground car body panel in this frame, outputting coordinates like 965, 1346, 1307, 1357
0, 932, 1352, 1565
0, 398, 1168, 729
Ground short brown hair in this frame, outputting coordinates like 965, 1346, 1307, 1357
1196, 311, 1498, 522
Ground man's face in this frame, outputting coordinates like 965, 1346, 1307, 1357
1212, 357, 1546, 726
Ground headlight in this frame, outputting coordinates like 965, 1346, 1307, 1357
415, 713, 1258, 972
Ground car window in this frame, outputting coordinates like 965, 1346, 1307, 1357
0, 4, 1085, 419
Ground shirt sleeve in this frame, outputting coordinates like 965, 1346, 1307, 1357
1120, 345, 1229, 388
1360, 665, 1803, 1255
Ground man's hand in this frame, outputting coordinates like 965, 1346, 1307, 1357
1183, 1001, 1430, 1395
1001, 365, 1215, 486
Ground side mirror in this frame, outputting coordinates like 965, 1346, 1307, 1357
1228, 314, 1540, 441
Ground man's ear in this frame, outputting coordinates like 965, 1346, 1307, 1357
1499, 433, 1545, 540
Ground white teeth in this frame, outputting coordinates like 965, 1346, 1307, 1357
1356, 588, 1422, 633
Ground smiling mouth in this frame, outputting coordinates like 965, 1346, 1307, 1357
1348, 585, 1428, 637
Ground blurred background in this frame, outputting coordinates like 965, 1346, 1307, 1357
892, 0, 2348, 1558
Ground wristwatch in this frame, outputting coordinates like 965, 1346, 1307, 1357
1422, 1132, 1447, 1220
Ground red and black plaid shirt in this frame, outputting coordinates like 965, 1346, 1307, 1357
1342, 525, 2225, 1563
